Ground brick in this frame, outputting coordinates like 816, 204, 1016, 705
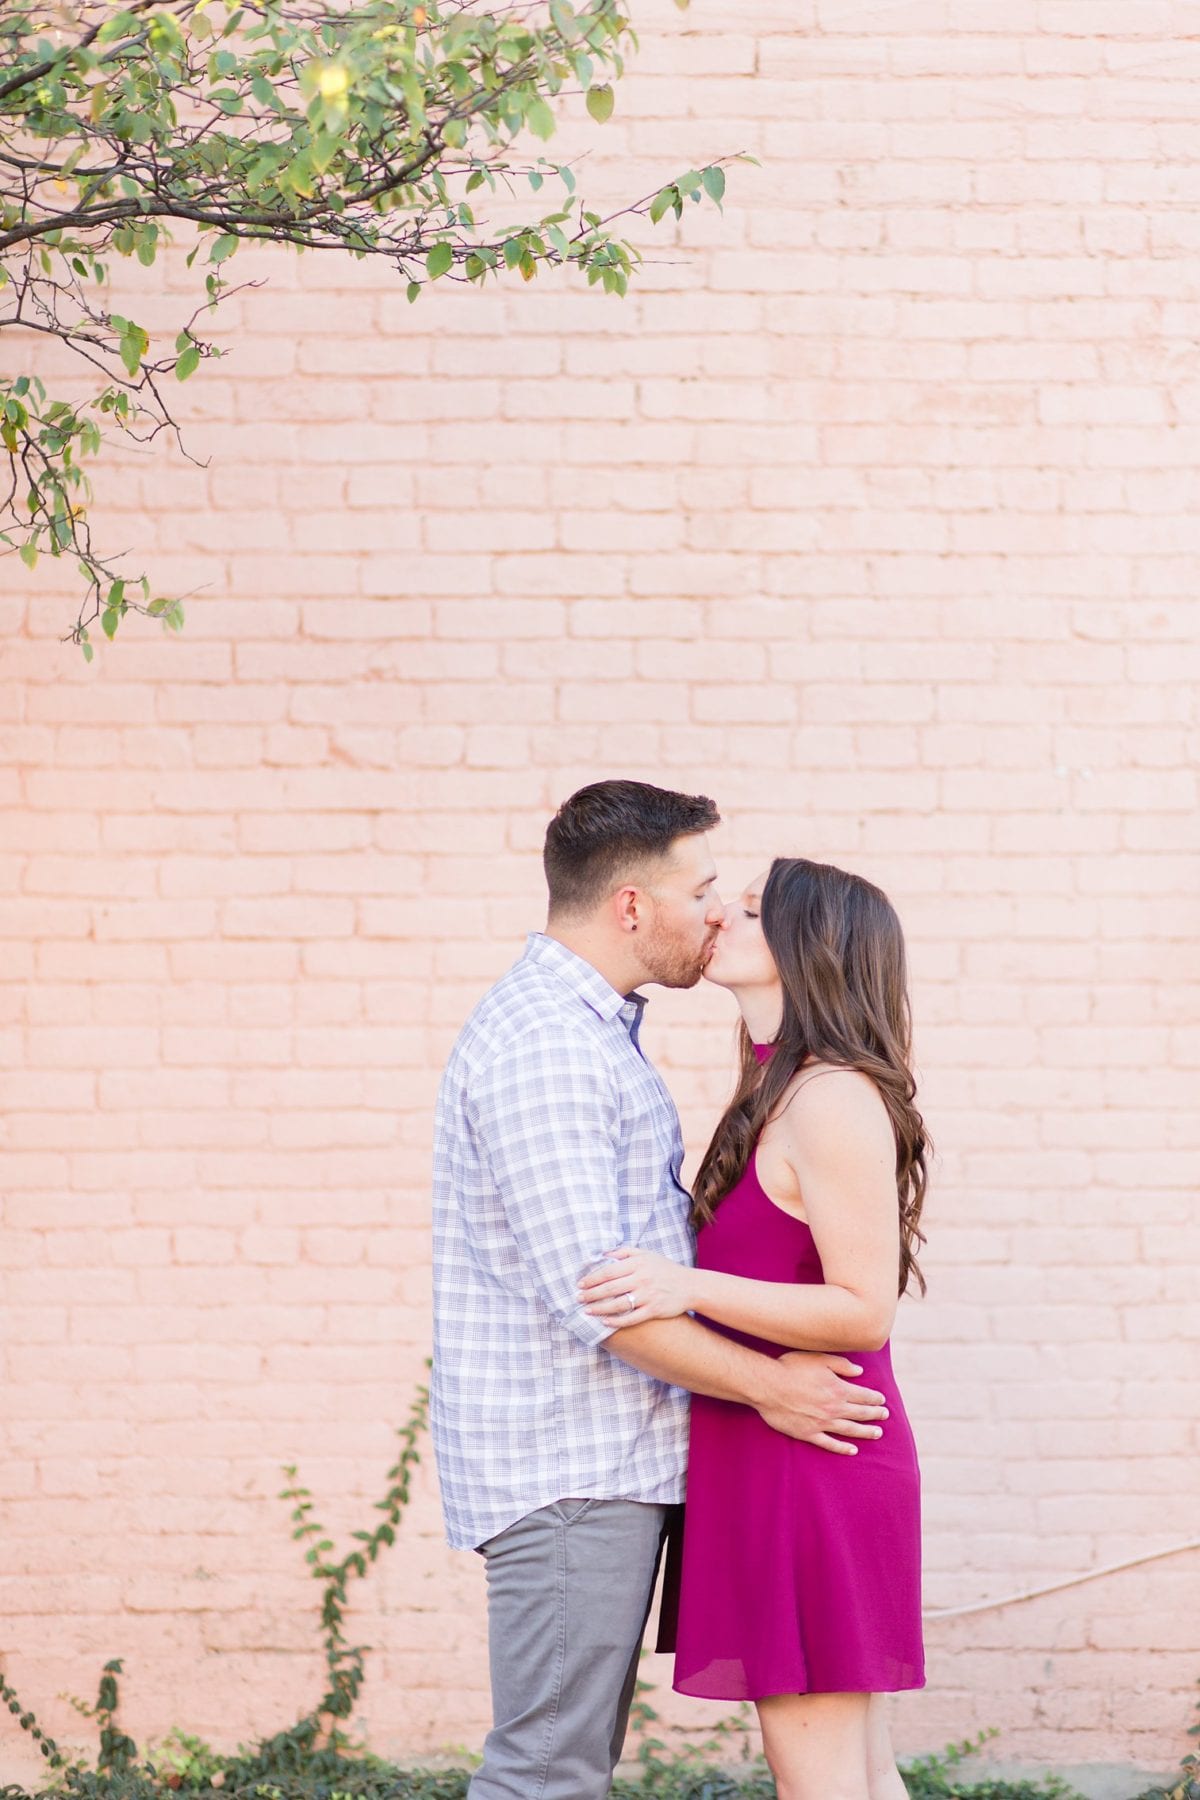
2, 6, 1199, 1775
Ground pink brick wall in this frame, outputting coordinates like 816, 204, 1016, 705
3, 0, 1199, 1780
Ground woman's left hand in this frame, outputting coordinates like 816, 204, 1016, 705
577, 1247, 694, 1327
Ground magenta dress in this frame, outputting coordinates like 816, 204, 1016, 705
671, 1051, 925, 1701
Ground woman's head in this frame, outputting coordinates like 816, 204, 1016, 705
708, 858, 913, 1057
694, 856, 928, 1298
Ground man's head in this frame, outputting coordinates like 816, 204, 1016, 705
543, 780, 723, 989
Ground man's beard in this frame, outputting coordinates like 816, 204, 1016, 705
633, 919, 715, 990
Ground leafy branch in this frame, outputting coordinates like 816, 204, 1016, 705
60, 1660, 140, 1775
0, 0, 742, 649
276, 1378, 429, 1745
0, 1668, 66, 1772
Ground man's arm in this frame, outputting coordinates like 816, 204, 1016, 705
604, 1316, 888, 1456
468, 1029, 625, 1346
470, 1029, 887, 1451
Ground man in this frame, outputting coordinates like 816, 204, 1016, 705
431, 780, 889, 1800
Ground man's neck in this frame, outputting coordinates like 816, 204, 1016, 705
542, 920, 644, 1000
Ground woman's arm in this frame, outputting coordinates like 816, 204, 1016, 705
579, 1069, 901, 1353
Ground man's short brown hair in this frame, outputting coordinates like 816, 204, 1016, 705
543, 780, 721, 917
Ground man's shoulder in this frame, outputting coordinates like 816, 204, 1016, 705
448, 951, 600, 1071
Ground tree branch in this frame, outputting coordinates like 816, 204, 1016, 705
0, 0, 164, 102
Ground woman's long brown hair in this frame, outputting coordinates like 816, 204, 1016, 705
691, 857, 929, 1298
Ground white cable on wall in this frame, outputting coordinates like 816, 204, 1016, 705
922, 1537, 1200, 1621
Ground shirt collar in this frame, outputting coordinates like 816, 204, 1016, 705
523, 931, 647, 1026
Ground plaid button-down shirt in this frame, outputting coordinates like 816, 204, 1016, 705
431, 932, 694, 1551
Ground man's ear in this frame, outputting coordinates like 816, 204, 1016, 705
613, 885, 641, 935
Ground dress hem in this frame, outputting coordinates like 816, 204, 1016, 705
672, 1675, 927, 1702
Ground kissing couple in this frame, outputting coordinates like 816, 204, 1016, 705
431, 779, 928, 1800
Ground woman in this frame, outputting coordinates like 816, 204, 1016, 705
578, 857, 929, 1800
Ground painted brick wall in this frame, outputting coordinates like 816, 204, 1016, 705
3, 0, 1199, 1780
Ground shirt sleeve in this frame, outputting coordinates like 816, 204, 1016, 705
469, 1030, 622, 1347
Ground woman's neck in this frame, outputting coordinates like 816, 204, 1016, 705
732, 987, 783, 1047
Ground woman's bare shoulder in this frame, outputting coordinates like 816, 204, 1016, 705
775, 1062, 893, 1157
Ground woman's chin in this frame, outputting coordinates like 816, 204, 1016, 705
701, 961, 733, 990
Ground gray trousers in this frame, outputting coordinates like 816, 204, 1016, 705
468, 1498, 670, 1800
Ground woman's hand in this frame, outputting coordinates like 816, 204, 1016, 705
577, 1247, 695, 1327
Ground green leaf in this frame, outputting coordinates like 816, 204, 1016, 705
528, 171, 544, 192
406, 281, 421, 304
18, 541, 37, 571
310, 133, 339, 175
701, 164, 726, 205
119, 325, 148, 378
209, 233, 238, 263
175, 345, 201, 381
585, 84, 613, 125
81, 640, 94, 663
425, 241, 453, 279
649, 186, 677, 225
526, 97, 556, 140
101, 608, 119, 640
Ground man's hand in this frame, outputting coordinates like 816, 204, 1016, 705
754, 1351, 888, 1455
602, 1316, 888, 1456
